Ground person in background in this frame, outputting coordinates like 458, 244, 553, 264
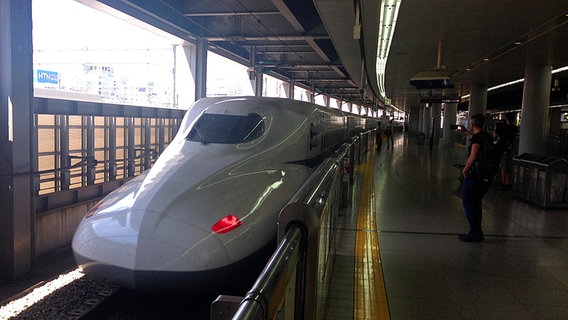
384, 120, 394, 149
376, 122, 383, 151
457, 113, 492, 242
499, 113, 519, 189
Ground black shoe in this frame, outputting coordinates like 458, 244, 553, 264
458, 234, 484, 242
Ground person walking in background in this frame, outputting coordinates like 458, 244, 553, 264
384, 120, 394, 149
493, 120, 510, 190
499, 113, 519, 189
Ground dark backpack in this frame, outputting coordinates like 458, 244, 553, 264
475, 131, 505, 182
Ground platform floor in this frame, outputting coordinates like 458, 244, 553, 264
355, 133, 568, 319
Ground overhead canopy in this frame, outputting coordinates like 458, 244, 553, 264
81, 0, 568, 113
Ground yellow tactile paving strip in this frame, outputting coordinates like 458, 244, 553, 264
354, 152, 390, 320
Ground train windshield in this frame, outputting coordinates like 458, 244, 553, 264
187, 113, 264, 144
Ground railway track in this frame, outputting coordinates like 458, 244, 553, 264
1, 270, 215, 320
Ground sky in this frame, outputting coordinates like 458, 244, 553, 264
32, 0, 174, 51
32, 0, 255, 106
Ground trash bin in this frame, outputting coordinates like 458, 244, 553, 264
417, 132, 425, 145
512, 153, 568, 209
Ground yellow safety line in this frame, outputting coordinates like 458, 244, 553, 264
354, 152, 390, 320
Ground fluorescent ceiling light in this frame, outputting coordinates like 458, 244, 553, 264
376, 0, 402, 106
461, 65, 568, 99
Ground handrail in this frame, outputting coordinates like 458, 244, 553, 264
231, 226, 302, 320
294, 143, 350, 207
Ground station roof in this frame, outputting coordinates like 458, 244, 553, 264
83, 0, 568, 113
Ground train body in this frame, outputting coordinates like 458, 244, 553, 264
72, 96, 376, 292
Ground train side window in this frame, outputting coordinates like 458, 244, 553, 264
187, 113, 264, 144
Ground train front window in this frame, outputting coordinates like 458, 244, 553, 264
187, 113, 264, 144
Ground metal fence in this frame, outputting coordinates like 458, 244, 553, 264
36, 114, 179, 195
33, 97, 185, 213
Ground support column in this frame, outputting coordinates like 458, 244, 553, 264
85, 116, 95, 185
143, 118, 151, 171
431, 103, 442, 144
248, 47, 263, 97
0, 0, 34, 280
60, 115, 70, 190
309, 82, 315, 103
423, 104, 432, 139
194, 38, 207, 100
282, 81, 295, 99
421, 104, 431, 136
179, 43, 197, 105
469, 84, 487, 116
108, 117, 117, 180
418, 105, 425, 133
442, 102, 458, 147
408, 106, 420, 134
323, 96, 330, 108
518, 64, 552, 155
255, 70, 264, 97
126, 117, 135, 177
548, 108, 562, 157
158, 118, 165, 154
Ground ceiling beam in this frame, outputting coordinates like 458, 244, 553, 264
205, 35, 329, 41
264, 63, 342, 68
270, 0, 304, 32
184, 11, 281, 17
305, 38, 330, 63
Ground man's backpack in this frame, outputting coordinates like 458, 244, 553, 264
475, 131, 505, 182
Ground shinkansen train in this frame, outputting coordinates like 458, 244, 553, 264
72, 96, 377, 292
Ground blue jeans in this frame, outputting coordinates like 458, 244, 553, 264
462, 175, 491, 237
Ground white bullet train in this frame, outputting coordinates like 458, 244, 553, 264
72, 96, 377, 292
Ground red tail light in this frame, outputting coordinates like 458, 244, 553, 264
211, 215, 243, 234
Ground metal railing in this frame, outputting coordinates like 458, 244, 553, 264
229, 226, 303, 319
211, 129, 376, 320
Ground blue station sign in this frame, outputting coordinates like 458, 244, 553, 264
36, 70, 59, 84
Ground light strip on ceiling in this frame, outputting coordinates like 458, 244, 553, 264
376, 0, 402, 105
461, 65, 568, 99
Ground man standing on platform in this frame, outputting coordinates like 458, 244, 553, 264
384, 120, 394, 149
458, 113, 492, 242
376, 122, 383, 151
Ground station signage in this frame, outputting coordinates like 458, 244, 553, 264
36, 70, 59, 84
420, 96, 460, 104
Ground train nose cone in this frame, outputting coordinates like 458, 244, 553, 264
72, 209, 229, 288
134, 209, 230, 271
72, 208, 139, 268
